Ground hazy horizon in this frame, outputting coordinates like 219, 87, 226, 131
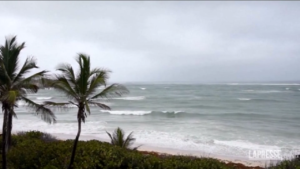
112, 80, 300, 85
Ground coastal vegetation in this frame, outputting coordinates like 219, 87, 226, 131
0, 131, 238, 169
106, 127, 140, 150
0, 131, 299, 169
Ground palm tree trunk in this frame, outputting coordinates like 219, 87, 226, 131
6, 111, 13, 149
2, 108, 9, 169
68, 109, 82, 169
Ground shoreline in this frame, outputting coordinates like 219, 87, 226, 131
49, 132, 269, 168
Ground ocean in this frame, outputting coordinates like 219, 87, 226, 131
2, 83, 300, 161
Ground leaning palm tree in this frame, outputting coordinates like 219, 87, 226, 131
106, 127, 140, 150
0, 36, 56, 169
43, 54, 128, 169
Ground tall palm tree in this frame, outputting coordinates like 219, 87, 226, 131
44, 54, 128, 169
106, 127, 140, 150
0, 36, 56, 169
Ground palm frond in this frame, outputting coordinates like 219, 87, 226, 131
87, 101, 111, 110
13, 57, 38, 82
0, 36, 25, 80
0, 55, 12, 85
106, 131, 113, 144
16, 70, 48, 86
0, 65, 5, 83
124, 132, 136, 148
8, 36, 17, 47
10, 108, 17, 119
10, 71, 48, 94
75, 54, 90, 95
86, 70, 110, 97
56, 63, 77, 89
53, 75, 78, 99
15, 83, 38, 93
132, 145, 142, 151
1, 90, 18, 104
43, 101, 73, 110
106, 127, 137, 149
85, 101, 91, 115
90, 84, 129, 100
21, 97, 56, 124
40, 77, 56, 88
89, 68, 111, 79
0, 56, 8, 84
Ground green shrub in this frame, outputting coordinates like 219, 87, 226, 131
106, 127, 140, 150
2, 131, 300, 169
15, 131, 57, 142
267, 158, 300, 169
2, 131, 235, 169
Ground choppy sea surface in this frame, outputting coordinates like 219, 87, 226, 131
2, 83, 300, 160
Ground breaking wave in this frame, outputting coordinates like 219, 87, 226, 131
112, 96, 145, 100
238, 98, 251, 101
36, 97, 52, 100
241, 90, 285, 94
99, 110, 270, 118
228, 83, 300, 86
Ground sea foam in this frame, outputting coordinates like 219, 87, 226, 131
242, 90, 283, 94
112, 96, 145, 100
100, 110, 152, 115
229, 83, 300, 86
213, 140, 280, 150
17, 101, 26, 106
36, 97, 52, 100
238, 98, 251, 101
100, 110, 185, 116
162, 110, 183, 114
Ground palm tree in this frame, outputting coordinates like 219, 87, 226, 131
106, 127, 140, 150
0, 36, 56, 169
43, 54, 128, 169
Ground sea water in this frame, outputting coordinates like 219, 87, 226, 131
1, 83, 300, 160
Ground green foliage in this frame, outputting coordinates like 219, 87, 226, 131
3, 131, 234, 169
106, 127, 140, 150
44, 54, 129, 122
267, 158, 300, 169
0, 35, 56, 123
42, 54, 129, 168
2, 131, 300, 169
0, 36, 55, 169
13, 131, 58, 143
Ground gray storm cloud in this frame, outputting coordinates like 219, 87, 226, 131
0, 1, 299, 83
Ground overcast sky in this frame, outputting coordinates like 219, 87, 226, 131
0, 1, 299, 83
